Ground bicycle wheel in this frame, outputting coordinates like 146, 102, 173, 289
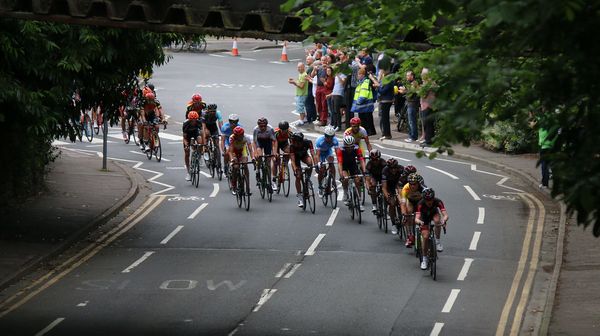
236, 175, 243, 208
265, 164, 273, 203
383, 203, 389, 233
321, 177, 329, 207
308, 180, 315, 214
258, 164, 266, 199
154, 133, 162, 162
199, 38, 207, 52
349, 187, 355, 220
243, 171, 251, 211
330, 176, 338, 209
360, 177, 366, 205
377, 195, 384, 230
282, 163, 290, 197
83, 114, 93, 142
146, 139, 153, 160
190, 153, 197, 186
353, 186, 362, 223
415, 227, 422, 261
193, 156, 200, 188
430, 236, 437, 280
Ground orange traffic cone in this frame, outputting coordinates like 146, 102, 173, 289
280, 41, 289, 62
231, 38, 240, 56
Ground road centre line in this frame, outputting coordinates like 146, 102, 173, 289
210, 183, 219, 197
0, 195, 165, 318
160, 226, 184, 245
253, 289, 278, 312
430, 322, 444, 336
426, 166, 459, 179
305, 234, 326, 256
380, 151, 412, 162
457, 258, 474, 281
469, 232, 481, 251
275, 263, 292, 278
122, 251, 155, 273
35, 318, 65, 336
284, 264, 302, 278
326, 208, 340, 226
464, 185, 481, 200
477, 207, 485, 224
442, 289, 461, 313
188, 203, 208, 219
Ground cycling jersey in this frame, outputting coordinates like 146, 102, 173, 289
344, 126, 368, 141
315, 136, 339, 162
274, 128, 292, 151
366, 158, 387, 181
253, 125, 276, 155
401, 183, 425, 204
143, 99, 161, 123
290, 139, 314, 167
416, 198, 446, 224
201, 110, 222, 136
381, 166, 403, 189
185, 101, 205, 119
221, 122, 243, 146
336, 147, 364, 175
182, 120, 201, 141
229, 134, 251, 157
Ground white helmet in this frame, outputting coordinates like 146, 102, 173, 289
228, 114, 239, 122
324, 126, 336, 137
343, 135, 355, 146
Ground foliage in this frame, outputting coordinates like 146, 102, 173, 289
284, 0, 600, 236
481, 120, 535, 153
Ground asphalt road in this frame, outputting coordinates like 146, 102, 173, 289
0, 44, 543, 336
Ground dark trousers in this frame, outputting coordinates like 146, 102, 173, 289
305, 90, 317, 122
540, 148, 550, 187
316, 86, 328, 123
422, 108, 435, 144
379, 102, 392, 137
345, 87, 357, 128
359, 112, 377, 136
330, 95, 344, 129
407, 103, 418, 140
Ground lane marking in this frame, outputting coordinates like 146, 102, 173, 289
284, 263, 301, 278
495, 194, 537, 336
430, 322, 444, 336
128, 150, 171, 162
426, 165, 459, 179
477, 207, 485, 224
275, 263, 292, 278
160, 225, 184, 244
240, 57, 256, 61
441, 289, 461, 313
269, 61, 286, 64
122, 251, 155, 273
457, 258, 474, 281
326, 208, 340, 226
497, 177, 525, 193
378, 147, 412, 161
158, 132, 183, 141
35, 318, 65, 336
188, 202, 209, 219
166, 166, 186, 170
337, 184, 344, 201
469, 232, 481, 250
76, 301, 89, 307
305, 233, 326, 256
464, 185, 481, 200
210, 183, 219, 197
253, 289, 278, 312
200, 171, 211, 178
209, 54, 225, 58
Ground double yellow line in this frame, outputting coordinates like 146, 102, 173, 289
0, 195, 166, 319
496, 192, 546, 336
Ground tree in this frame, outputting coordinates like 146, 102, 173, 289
283, 0, 600, 236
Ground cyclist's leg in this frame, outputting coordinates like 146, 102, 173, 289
292, 156, 303, 195
341, 170, 350, 200
183, 138, 191, 173
367, 176, 377, 204
420, 222, 430, 259
433, 212, 442, 239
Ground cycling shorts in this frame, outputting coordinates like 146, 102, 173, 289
256, 138, 273, 155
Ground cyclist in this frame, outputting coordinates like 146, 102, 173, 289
365, 149, 387, 213
139, 92, 164, 151
336, 135, 366, 211
344, 117, 372, 155
119, 86, 141, 140
381, 158, 405, 234
400, 165, 417, 186
228, 126, 254, 193
182, 111, 202, 181
401, 173, 426, 247
289, 132, 316, 207
201, 103, 223, 159
415, 188, 449, 270
186, 93, 206, 119
221, 114, 243, 176
274, 121, 292, 185
252, 117, 278, 191
315, 126, 340, 198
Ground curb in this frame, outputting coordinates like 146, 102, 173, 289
0, 160, 140, 291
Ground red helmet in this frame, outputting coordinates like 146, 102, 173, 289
192, 94, 202, 102
188, 111, 199, 120
233, 126, 244, 136
145, 92, 155, 100
350, 117, 361, 126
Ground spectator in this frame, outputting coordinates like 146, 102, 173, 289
370, 68, 394, 139
419, 68, 436, 146
401, 71, 420, 142
288, 62, 308, 126
323, 66, 335, 125
391, 60, 406, 126
304, 56, 317, 124
345, 51, 361, 128
327, 65, 347, 130
351, 68, 376, 135
531, 109, 559, 189
312, 56, 330, 126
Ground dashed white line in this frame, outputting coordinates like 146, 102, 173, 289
122, 251, 155, 273
477, 207, 485, 224
441, 289, 461, 313
269, 61, 286, 64
469, 232, 481, 250
160, 225, 184, 245
430, 322, 445, 336
426, 166, 459, 179
326, 208, 340, 226
305, 233, 326, 256
275, 263, 292, 278
253, 289, 278, 312
210, 183, 219, 197
284, 263, 302, 278
76, 301, 89, 307
240, 57, 256, 61
464, 185, 481, 200
200, 171, 211, 178
209, 54, 226, 58
457, 258, 474, 281
188, 203, 209, 219
35, 318, 65, 336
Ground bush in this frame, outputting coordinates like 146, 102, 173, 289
482, 120, 535, 154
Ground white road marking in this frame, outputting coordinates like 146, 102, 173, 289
35, 318, 65, 336
305, 233, 326, 256
209, 54, 225, 58
380, 150, 411, 162
337, 184, 344, 201
441, 289, 461, 313
210, 183, 219, 197
240, 57, 256, 61
160, 226, 184, 244
426, 166, 459, 179
158, 132, 183, 141
85, 144, 103, 148
457, 258, 474, 281
166, 166, 186, 170
469, 232, 481, 250
464, 185, 481, 200
289, 58, 301, 62
326, 208, 340, 226
269, 61, 286, 64
284, 263, 302, 278
477, 207, 485, 224
200, 171, 211, 178
188, 203, 209, 219
275, 263, 292, 278
122, 251, 155, 273
253, 289, 278, 312
128, 150, 172, 162
430, 322, 444, 336
76, 301, 89, 307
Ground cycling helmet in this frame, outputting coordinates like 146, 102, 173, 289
145, 92, 155, 100
228, 114, 239, 123
422, 188, 435, 200
324, 126, 336, 137
192, 94, 202, 102
188, 111, 199, 120
343, 135, 355, 146
233, 126, 244, 136
257, 117, 268, 126
408, 173, 421, 184
404, 165, 417, 174
370, 149, 381, 159
387, 158, 398, 167
292, 132, 304, 141
207, 103, 217, 110
148, 83, 155, 91
278, 121, 289, 130
350, 117, 361, 126
417, 174, 425, 184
